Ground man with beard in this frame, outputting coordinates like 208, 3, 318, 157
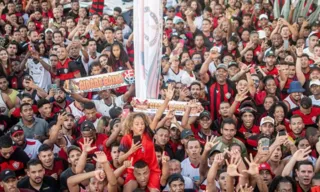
68, 0, 79, 18
0, 169, 34, 192
284, 81, 305, 110
0, 76, 18, 104
309, 80, 320, 106
68, 41, 89, 77
211, 118, 247, 157
62, 114, 76, 139
60, 145, 95, 191
56, 46, 81, 86
18, 75, 47, 102
265, 33, 284, 56
182, 109, 218, 146
9, 125, 41, 159
200, 56, 236, 120
0, 135, 30, 177
52, 89, 71, 114
37, 99, 54, 123
16, 103, 49, 141
37, 144, 68, 181
18, 159, 58, 191
261, 51, 278, 77
154, 127, 174, 159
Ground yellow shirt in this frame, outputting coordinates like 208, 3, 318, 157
8, 89, 18, 104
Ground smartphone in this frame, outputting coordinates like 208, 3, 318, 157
133, 135, 141, 144
284, 40, 289, 50
59, 109, 66, 115
51, 84, 58, 94
279, 129, 286, 136
259, 137, 270, 151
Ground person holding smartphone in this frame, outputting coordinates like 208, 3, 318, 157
118, 84, 175, 192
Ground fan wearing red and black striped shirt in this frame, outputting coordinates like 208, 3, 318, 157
56, 47, 81, 86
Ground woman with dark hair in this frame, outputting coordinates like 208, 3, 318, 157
257, 95, 278, 122
268, 176, 297, 192
254, 75, 281, 106
268, 101, 290, 133
0, 48, 11, 77
107, 42, 132, 72
187, 0, 202, 16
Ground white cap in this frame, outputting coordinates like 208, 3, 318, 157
310, 80, 320, 87
45, 28, 54, 34
259, 14, 268, 20
260, 116, 274, 126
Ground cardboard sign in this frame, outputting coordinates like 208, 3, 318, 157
131, 97, 204, 116
64, 70, 135, 93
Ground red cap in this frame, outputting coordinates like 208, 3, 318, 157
259, 162, 274, 177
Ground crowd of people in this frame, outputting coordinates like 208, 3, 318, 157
0, 0, 320, 191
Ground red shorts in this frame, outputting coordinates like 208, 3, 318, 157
125, 168, 161, 190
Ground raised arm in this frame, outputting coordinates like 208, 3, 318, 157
75, 139, 97, 174
200, 136, 219, 181
181, 100, 198, 129
185, 9, 196, 33
67, 170, 104, 192
149, 84, 175, 130
295, 45, 306, 85
282, 147, 311, 177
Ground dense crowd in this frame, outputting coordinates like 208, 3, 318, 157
0, 0, 320, 191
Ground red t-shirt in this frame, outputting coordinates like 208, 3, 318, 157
44, 158, 67, 178
291, 106, 320, 127
119, 133, 160, 173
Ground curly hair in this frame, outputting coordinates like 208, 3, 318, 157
123, 112, 154, 138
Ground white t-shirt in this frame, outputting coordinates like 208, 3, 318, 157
164, 68, 188, 83
162, 175, 194, 191
93, 95, 125, 117
310, 95, 320, 106
27, 58, 52, 91
181, 158, 200, 183
23, 138, 42, 159
67, 102, 85, 122
303, 47, 315, 59
181, 71, 196, 86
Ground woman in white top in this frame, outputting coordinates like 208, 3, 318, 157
163, 55, 187, 83
181, 59, 197, 86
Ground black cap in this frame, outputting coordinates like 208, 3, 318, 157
110, 118, 121, 130
300, 97, 312, 109
0, 169, 16, 182
180, 129, 194, 139
199, 110, 211, 119
81, 121, 95, 132
9, 125, 24, 137
67, 145, 82, 156
310, 66, 320, 73
167, 173, 184, 186
109, 107, 122, 119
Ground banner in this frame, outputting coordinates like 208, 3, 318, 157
131, 98, 204, 116
134, 0, 163, 99
63, 70, 135, 93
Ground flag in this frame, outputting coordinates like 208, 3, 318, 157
134, 0, 163, 99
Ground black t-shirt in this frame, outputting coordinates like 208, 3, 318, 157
59, 163, 95, 191
69, 56, 87, 77
0, 147, 30, 177
194, 28, 214, 48
18, 176, 58, 192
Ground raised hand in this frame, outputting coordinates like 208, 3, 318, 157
123, 158, 133, 169
243, 153, 259, 176
93, 151, 108, 164
129, 140, 142, 154
213, 153, 225, 166
296, 44, 304, 57
293, 146, 312, 161
204, 136, 219, 152
79, 138, 97, 153
235, 90, 249, 102
94, 169, 106, 181
165, 84, 175, 100
239, 184, 254, 192
226, 154, 243, 177
162, 152, 170, 164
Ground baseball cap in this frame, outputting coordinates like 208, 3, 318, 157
81, 121, 95, 132
310, 66, 320, 73
174, 18, 185, 25
0, 169, 16, 182
259, 162, 274, 176
67, 145, 82, 156
265, 50, 275, 57
216, 64, 228, 71
9, 125, 24, 137
259, 14, 268, 20
45, 28, 54, 34
180, 129, 194, 139
228, 61, 238, 68
199, 110, 211, 119
260, 116, 274, 126
167, 173, 184, 186
310, 80, 320, 87
170, 32, 181, 39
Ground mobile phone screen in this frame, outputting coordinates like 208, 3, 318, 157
259, 138, 270, 151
